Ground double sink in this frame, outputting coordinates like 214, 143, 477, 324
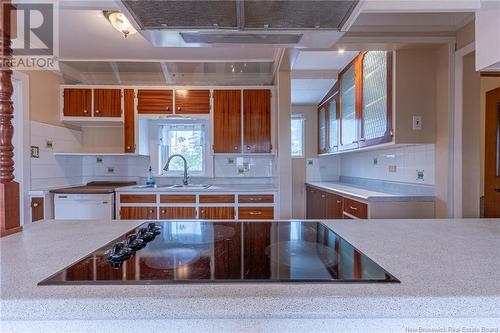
132, 184, 212, 190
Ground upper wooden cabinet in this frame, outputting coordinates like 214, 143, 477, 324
318, 104, 328, 154
137, 89, 173, 114
175, 89, 210, 114
93, 89, 122, 117
318, 83, 339, 154
339, 57, 360, 151
63, 88, 92, 117
123, 89, 135, 153
213, 90, 242, 153
243, 89, 272, 153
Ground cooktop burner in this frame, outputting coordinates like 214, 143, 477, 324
39, 221, 399, 285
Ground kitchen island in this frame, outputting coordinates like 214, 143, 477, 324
1, 218, 499, 332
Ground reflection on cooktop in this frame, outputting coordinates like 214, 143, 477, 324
38, 221, 399, 285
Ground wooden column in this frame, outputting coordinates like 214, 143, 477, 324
0, 2, 21, 237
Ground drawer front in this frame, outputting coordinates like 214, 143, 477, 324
238, 207, 274, 220
159, 207, 196, 219
120, 207, 157, 220
199, 207, 235, 219
238, 194, 274, 204
343, 197, 368, 219
120, 194, 157, 204
160, 194, 196, 203
199, 194, 235, 204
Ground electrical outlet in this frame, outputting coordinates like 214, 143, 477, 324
106, 167, 115, 174
237, 167, 245, 175
45, 140, 53, 149
30, 146, 39, 158
416, 170, 424, 181
307, 159, 314, 166
96, 156, 103, 163
412, 116, 422, 130
227, 158, 235, 165
388, 165, 397, 173
373, 157, 378, 165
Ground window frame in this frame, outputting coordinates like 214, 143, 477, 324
291, 115, 305, 158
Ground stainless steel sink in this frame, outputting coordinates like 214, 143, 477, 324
168, 184, 212, 189
132, 184, 175, 189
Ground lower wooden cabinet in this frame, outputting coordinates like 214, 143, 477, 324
306, 185, 366, 220
343, 197, 368, 219
325, 192, 343, 219
31, 197, 44, 222
199, 207, 235, 219
120, 207, 157, 220
159, 207, 196, 219
214, 222, 241, 279
238, 207, 274, 219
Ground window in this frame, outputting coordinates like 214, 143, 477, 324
291, 116, 305, 157
158, 121, 206, 175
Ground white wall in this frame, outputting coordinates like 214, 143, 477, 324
475, 5, 500, 71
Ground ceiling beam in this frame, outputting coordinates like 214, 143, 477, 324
291, 70, 339, 80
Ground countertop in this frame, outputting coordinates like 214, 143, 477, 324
1, 218, 499, 331
115, 184, 279, 193
50, 182, 137, 194
306, 181, 435, 202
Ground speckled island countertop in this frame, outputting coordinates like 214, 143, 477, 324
1, 219, 499, 332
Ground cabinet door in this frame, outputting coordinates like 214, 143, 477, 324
199, 207, 235, 220
175, 89, 210, 114
93, 89, 121, 117
123, 89, 135, 153
137, 89, 173, 114
243, 89, 272, 153
120, 207, 157, 220
360, 51, 393, 147
343, 197, 368, 219
238, 207, 274, 220
325, 193, 343, 219
243, 223, 271, 279
339, 58, 360, 151
317, 190, 328, 219
213, 90, 241, 153
328, 94, 339, 153
159, 207, 196, 219
31, 197, 44, 222
63, 88, 92, 117
214, 222, 241, 279
318, 104, 328, 153
306, 186, 323, 219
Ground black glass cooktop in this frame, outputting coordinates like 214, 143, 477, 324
39, 221, 399, 285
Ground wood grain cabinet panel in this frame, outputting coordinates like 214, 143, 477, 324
137, 89, 173, 114
325, 193, 343, 219
343, 197, 368, 219
160, 194, 196, 203
31, 197, 44, 222
120, 194, 157, 204
199, 207, 235, 220
63, 88, 92, 117
123, 89, 135, 153
175, 89, 210, 114
213, 90, 241, 153
120, 207, 157, 220
238, 194, 274, 203
238, 207, 274, 220
199, 194, 235, 204
243, 89, 272, 153
159, 207, 196, 219
243, 223, 271, 279
93, 89, 122, 117
213, 222, 241, 279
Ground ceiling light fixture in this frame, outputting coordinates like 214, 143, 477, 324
338, 48, 345, 54
103, 11, 137, 38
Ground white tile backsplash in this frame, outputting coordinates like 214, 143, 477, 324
339, 144, 435, 185
82, 155, 150, 183
306, 155, 341, 182
214, 156, 276, 178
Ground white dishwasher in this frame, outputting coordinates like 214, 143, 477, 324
54, 193, 114, 220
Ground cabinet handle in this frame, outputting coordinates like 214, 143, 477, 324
161, 209, 166, 214
166, 106, 169, 111
321, 194, 326, 198
234, 146, 238, 150
246, 146, 251, 150
352, 140, 358, 143
177, 107, 181, 111
249, 211, 262, 215
249, 197, 262, 201
32, 203, 39, 208
349, 206, 358, 211
83, 110, 88, 113
336, 200, 342, 204
149, 209, 154, 213
95, 110, 100, 114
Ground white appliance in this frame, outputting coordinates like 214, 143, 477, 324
54, 193, 114, 220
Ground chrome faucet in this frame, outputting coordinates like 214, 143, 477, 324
163, 154, 189, 185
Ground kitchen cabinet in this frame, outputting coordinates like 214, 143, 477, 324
137, 89, 173, 114
343, 197, 368, 219
199, 207, 235, 219
243, 89, 272, 153
93, 89, 122, 117
213, 222, 241, 279
327, 92, 340, 153
318, 104, 328, 154
63, 88, 92, 117
238, 207, 274, 219
339, 58, 360, 151
31, 197, 44, 222
199, 194, 235, 204
175, 89, 210, 114
120, 207, 157, 220
243, 223, 271, 279
213, 90, 242, 153
119, 194, 157, 203
238, 194, 274, 203
123, 89, 135, 153
325, 192, 343, 219
160, 194, 196, 203
159, 207, 196, 219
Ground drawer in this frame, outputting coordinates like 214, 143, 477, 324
120, 207, 157, 220
238, 194, 274, 204
120, 194, 157, 203
160, 194, 196, 203
159, 207, 196, 219
343, 197, 368, 219
199, 194, 235, 204
238, 207, 274, 220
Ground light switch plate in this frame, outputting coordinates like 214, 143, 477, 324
416, 170, 424, 181
106, 167, 114, 174
373, 157, 378, 165
30, 146, 39, 158
307, 159, 314, 166
412, 116, 422, 130
388, 165, 397, 173
96, 156, 103, 163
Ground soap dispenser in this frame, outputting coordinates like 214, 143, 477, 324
146, 166, 155, 186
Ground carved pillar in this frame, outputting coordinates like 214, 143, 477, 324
1, 2, 21, 237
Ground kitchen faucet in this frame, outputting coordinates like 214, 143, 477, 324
163, 154, 189, 185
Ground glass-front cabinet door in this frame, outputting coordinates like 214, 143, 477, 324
328, 96, 339, 153
339, 63, 358, 151
360, 51, 393, 147
318, 105, 328, 154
